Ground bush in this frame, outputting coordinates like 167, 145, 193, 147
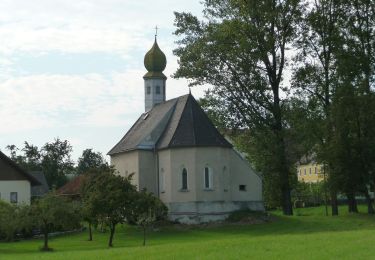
291, 182, 326, 207
0, 201, 33, 241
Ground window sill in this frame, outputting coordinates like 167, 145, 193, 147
203, 188, 214, 191
179, 189, 189, 192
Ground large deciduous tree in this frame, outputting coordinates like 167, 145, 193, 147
41, 138, 74, 189
173, 0, 303, 215
77, 149, 108, 175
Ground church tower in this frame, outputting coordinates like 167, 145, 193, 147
143, 37, 167, 112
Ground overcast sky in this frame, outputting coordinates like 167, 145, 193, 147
0, 0, 208, 162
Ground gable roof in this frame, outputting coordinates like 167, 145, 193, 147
57, 174, 87, 196
108, 94, 232, 156
30, 171, 49, 197
0, 151, 41, 186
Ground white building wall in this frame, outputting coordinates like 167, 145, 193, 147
111, 146, 264, 224
144, 79, 166, 111
0, 180, 31, 205
110, 151, 140, 189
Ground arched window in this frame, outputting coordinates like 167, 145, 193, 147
204, 166, 213, 189
181, 168, 188, 190
156, 85, 161, 94
146, 86, 151, 94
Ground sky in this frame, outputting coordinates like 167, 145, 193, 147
0, 0, 208, 162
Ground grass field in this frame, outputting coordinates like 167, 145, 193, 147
1, 205, 375, 259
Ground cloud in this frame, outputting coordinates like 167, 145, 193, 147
0, 0, 208, 159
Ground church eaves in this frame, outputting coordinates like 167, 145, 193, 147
107, 94, 232, 156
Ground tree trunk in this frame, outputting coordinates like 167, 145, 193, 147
347, 193, 358, 213
364, 190, 374, 214
330, 191, 339, 216
88, 222, 93, 241
108, 224, 116, 247
143, 226, 146, 246
43, 230, 49, 251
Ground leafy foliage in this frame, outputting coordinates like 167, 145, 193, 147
32, 193, 81, 251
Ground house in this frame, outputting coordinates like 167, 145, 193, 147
0, 151, 40, 205
108, 38, 264, 224
297, 163, 325, 183
57, 174, 87, 199
30, 171, 49, 198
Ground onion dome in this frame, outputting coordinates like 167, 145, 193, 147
143, 38, 167, 79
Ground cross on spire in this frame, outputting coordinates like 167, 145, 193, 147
154, 25, 159, 38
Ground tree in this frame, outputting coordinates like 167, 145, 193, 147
77, 149, 109, 175
131, 189, 168, 246
82, 169, 136, 247
22, 142, 42, 171
41, 138, 74, 189
173, 0, 303, 215
292, 0, 345, 215
32, 193, 81, 251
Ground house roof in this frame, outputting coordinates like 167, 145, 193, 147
57, 174, 87, 196
30, 171, 49, 197
108, 94, 232, 156
0, 151, 41, 186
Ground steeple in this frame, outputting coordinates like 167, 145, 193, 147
143, 34, 167, 112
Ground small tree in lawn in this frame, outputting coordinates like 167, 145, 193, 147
132, 189, 168, 246
80, 171, 100, 241
83, 169, 136, 247
32, 193, 81, 251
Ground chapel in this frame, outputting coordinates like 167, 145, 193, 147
108, 38, 264, 223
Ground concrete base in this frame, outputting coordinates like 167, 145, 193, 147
167, 201, 264, 224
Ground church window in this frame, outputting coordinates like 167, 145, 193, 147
239, 185, 246, 191
204, 167, 213, 189
181, 168, 188, 190
147, 86, 151, 94
156, 85, 161, 94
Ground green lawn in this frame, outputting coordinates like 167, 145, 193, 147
1, 206, 375, 259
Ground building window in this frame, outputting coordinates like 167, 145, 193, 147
315, 167, 317, 174
309, 168, 311, 175
204, 167, 213, 189
181, 168, 188, 190
239, 185, 246, 191
156, 85, 160, 94
299, 169, 301, 176
304, 169, 306, 175
10, 192, 17, 204
146, 86, 151, 94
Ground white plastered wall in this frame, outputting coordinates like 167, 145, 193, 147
160, 146, 262, 203
0, 180, 31, 205
111, 150, 157, 194
111, 151, 140, 189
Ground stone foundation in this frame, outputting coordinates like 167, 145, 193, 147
167, 201, 264, 224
